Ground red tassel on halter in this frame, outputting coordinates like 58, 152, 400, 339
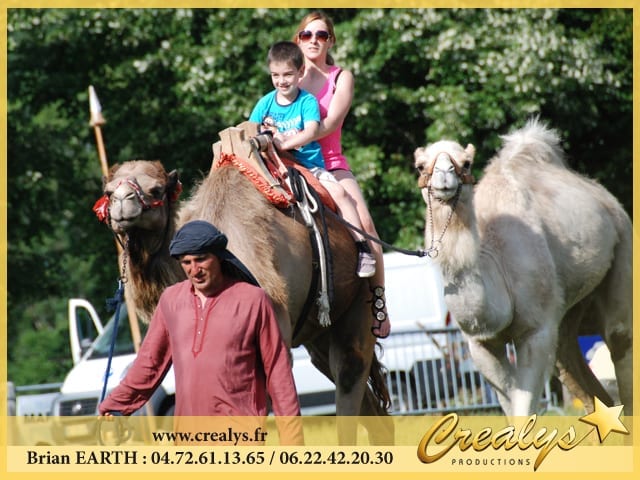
93, 194, 110, 223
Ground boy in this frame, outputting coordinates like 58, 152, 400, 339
250, 41, 375, 278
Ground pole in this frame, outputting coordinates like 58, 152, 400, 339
89, 87, 156, 439
88, 85, 143, 353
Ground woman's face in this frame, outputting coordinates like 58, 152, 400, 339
297, 19, 333, 63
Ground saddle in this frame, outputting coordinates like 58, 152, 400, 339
211, 121, 336, 332
211, 121, 337, 212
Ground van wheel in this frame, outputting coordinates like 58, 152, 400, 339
389, 376, 417, 413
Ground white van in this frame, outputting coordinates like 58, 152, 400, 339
382, 251, 448, 331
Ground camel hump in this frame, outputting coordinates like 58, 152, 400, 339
498, 117, 567, 168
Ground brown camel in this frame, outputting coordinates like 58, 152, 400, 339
97, 157, 393, 445
413, 118, 632, 417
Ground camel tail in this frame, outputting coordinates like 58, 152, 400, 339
368, 347, 391, 412
499, 117, 567, 168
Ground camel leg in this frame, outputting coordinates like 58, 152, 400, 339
304, 333, 334, 380
608, 337, 633, 415
592, 298, 634, 445
330, 340, 373, 444
556, 301, 612, 413
510, 325, 559, 416
305, 334, 393, 445
555, 343, 610, 413
358, 350, 394, 445
468, 331, 559, 417
329, 297, 380, 444
589, 247, 633, 415
273, 303, 293, 349
466, 337, 516, 416
358, 397, 394, 446
306, 334, 390, 417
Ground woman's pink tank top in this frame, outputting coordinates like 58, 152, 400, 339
315, 65, 350, 171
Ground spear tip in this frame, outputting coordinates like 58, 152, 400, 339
88, 85, 106, 127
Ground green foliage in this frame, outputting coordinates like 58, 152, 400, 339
8, 298, 73, 385
6, 8, 632, 386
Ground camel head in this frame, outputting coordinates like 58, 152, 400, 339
414, 141, 476, 202
94, 160, 182, 238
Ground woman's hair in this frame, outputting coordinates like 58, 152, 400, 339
293, 10, 336, 66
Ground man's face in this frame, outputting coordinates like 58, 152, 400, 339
179, 252, 223, 296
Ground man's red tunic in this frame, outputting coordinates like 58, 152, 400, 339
99, 278, 303, 444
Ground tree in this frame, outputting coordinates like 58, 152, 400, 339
6, 8, 632, 385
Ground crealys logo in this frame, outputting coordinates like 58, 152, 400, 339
417, 397, 629, 471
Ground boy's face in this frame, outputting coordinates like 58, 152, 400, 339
269, 60, 303, 100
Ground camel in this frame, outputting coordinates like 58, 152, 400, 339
413, 118, 632, 417
96, 155, 393, 444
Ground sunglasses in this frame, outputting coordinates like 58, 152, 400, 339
298, 30, 331, 43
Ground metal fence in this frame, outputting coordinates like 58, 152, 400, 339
9, 329, 559, 419
380, 327, 558, 415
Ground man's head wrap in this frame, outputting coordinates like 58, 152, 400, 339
169, 220, 259, 286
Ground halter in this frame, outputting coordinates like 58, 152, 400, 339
417, 151, 475, 189
417, 150, 471, 258
92, 175, 183, 283
116, 177, 167, 210
93, 177, 182, 225
424, 184, 461, 258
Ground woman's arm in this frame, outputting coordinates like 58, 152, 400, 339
317, 69, 354, 138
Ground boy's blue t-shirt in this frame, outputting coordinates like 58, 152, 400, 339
249, 89, 324, 169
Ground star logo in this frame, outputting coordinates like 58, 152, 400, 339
578, 397, 629, 442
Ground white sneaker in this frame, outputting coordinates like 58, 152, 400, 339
357, 251, 376, 278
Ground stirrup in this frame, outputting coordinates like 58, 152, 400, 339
369, 285, 389, 339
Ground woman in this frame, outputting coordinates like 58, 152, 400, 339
294, 11, 390, 338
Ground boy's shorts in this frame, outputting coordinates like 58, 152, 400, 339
309, 167, 338, 183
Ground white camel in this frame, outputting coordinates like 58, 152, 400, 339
414, 119, 632, 417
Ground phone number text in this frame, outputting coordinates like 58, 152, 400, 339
146, 449, 394, 466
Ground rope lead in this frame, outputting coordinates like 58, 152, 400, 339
100, 280, 125, 404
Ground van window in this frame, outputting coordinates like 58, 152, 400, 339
75, 308, 101, 348
86, 310, 149, 359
